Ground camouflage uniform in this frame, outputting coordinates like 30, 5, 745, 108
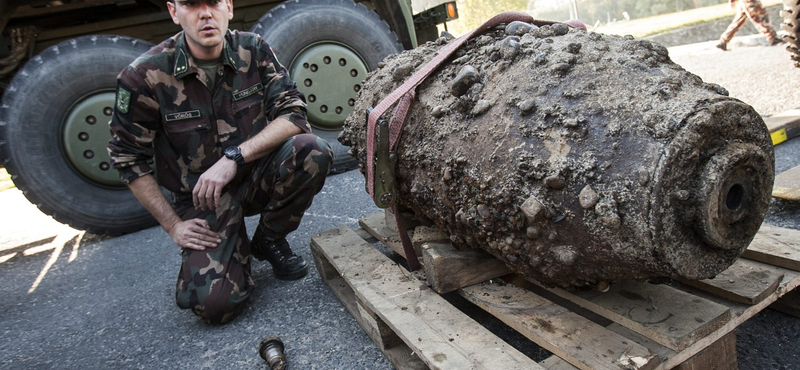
720, 0, 779, 44
108, 30, 332, 324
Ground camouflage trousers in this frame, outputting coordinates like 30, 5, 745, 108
720, 0, 779, 44
173, 133, 332, 324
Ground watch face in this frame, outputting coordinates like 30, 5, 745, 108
225, 146, 240, 158
224, 146, 244, 167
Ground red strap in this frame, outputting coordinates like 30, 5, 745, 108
393, 203, 420, 271
365, 12, 586, 270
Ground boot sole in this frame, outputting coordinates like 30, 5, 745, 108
273, 265, 308, 281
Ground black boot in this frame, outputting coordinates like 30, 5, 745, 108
251, 228, 308, 280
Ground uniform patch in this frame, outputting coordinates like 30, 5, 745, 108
233, 83, 263, 101
116, 87, 131, 114
165, 110, 202, 121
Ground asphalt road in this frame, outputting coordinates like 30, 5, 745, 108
1, 34, 799, 369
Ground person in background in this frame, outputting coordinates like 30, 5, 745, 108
717, 0, 785, 50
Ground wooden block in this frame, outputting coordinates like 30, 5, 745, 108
311, 226, 543, 369
460, 281, 659, 370
311, 238, 340, 281
411, 226, 450, 251
770, 287, 800, 318
422, 241, 511, 294
744, 224, 800, 272
535, 280, 731, 351
764, 108, 800, 145
682, 259, 783, 304
672, 331, 738, 370
772, 165, 800, 200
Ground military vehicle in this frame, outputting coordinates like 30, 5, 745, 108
0, 0, 457, 235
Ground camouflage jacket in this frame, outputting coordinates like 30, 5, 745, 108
108, 30, 310, 194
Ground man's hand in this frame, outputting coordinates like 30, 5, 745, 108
193, 157, 237, 210
168, 218, 222, 250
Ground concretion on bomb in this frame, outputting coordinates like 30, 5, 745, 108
339, 22, 775, 288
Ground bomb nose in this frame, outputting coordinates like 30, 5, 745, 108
697, 143, 771, 250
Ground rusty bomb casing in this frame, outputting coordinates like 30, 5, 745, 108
339, 22, 775, 288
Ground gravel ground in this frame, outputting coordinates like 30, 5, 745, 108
0, 29, 798, 370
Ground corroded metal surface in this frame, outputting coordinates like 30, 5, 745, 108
340, 23, 775, 288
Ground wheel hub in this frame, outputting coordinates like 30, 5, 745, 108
289, 43, 368, 130
62, 91, 122, 187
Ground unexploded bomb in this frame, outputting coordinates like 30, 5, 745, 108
340, 19, 774, 288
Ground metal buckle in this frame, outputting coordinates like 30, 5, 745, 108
367, 107, 397, 209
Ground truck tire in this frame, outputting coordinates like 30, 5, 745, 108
784, 0, 800, 67
251, 0, 404, 173
0, 35, 156, 235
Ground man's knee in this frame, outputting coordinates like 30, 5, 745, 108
292, 133, 333, 177
175, 254, 252, 325
192, 294, 246, 325
177, 287, 248, 325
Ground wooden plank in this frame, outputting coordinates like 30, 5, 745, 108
383, 208, 422, 233
539, 356, 579, 370
653, 271, 800, 370
770, 287, 800, 318
744, 224, 800, 272
310, 243, 428, 370
460, 281, 659, 370
328, 278, 428, 370
359, 213, 420, 263
672, 331, 738, 370
356, 296, 406, 351
605, 323, 738, 370
532, 280, 731, 351
310, 226, 543, 370
681, 259, 783, 304
422, 241, 511, 294
764, 108, 800, 145
772, 165, 800, 200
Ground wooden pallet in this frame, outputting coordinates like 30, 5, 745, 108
310, 213, 800, 370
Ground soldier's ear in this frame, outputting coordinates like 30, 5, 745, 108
167, 2, 181, 26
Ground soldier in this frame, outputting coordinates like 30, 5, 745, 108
717, 0, 784, 51
107, 0, 333, 324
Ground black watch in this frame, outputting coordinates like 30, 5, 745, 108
224, 145, 246, 168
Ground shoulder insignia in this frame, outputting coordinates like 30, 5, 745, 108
116, 87, 131, 114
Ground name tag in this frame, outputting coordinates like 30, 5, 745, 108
165, 110, 201, 122
233, 83, 264, 101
